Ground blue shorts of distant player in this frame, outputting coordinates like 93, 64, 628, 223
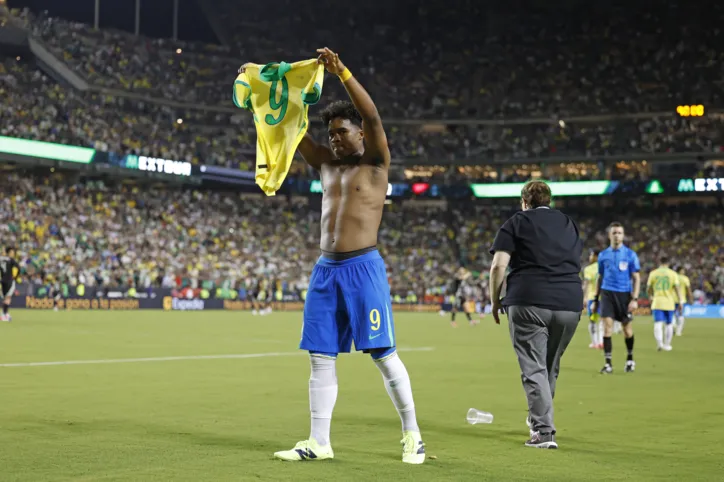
300, 249, 396, 359
653, 309, 675, 324
587, 300, 599, 317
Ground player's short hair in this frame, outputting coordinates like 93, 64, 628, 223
659, 254, 670, 265
590, 249, 599, 257
608, 222, 624, 232
5, 246, 15, 254
320, 101, 362, 128
521, 180, 551, 208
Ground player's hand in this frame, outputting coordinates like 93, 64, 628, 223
628, 299, 639, 312
316, 47, 346, 75
491, 301, 502, 325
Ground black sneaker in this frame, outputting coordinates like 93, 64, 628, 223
525, 432, 558, 449
600, 363, 613, 374
625, 360, 636, 373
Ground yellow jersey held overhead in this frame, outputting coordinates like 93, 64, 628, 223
647, 266, 680, 312
233, 59, 324, 196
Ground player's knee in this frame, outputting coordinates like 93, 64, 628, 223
370, 347, 396, 360
309, 351, 338, 359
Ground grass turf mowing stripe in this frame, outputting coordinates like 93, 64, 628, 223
0, 346, 435, 368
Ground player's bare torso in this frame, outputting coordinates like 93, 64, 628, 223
318, 159, 387, 253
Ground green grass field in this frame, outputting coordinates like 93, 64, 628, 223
1, 310, 723, 481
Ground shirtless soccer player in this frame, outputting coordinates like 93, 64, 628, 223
273, 48, 425, 464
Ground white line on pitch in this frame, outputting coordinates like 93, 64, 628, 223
0, 347, 435, 368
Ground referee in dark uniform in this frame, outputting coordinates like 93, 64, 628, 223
591, 222, 641, 374
489, 181, 582, 449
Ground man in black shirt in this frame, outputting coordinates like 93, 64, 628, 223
489, 181, 582, 450
0, 247, 20, 322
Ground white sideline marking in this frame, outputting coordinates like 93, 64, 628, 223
0, 347, 435, 368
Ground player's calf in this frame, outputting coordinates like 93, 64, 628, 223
371, 348, 425, 464
2, 297, 11, 322
588, 321, 598, 348
675, 315, 686, 336
275, 353, 338, 461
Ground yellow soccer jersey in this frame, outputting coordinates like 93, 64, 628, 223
583, 262, 598, 300
233, 59, 324, 196
647, 267, 680, 311
677, 274, 691, 303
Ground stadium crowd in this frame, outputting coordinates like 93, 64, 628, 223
1, 173, 722, 304
3, 57, 724, 174
1, 3, 723, 172
0, 173, 459, 301
453, 202, 724, 305
1, 1, 723, 305
23, 2, 724, 118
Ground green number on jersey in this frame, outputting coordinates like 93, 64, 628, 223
265, 77, 289, 125
654, 276, 670, 292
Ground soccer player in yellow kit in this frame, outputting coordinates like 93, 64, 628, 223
675, 267, 693, 336
582, 251, 602, 348
647, 256, 683, 351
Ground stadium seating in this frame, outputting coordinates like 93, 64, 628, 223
1, 3, 722, 303
0, 4, 721, 171
28, 3, 724, 117
3, 58, 723, 172
1, 174, 721, 303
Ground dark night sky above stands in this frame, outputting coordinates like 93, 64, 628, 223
7, 0, 688, 46
6, 0, 218, 43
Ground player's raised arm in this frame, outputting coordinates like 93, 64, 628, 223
316, 47, 390, 167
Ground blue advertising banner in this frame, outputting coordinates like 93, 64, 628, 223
682, 304, 724, 319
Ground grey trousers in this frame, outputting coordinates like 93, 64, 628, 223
507, 305, 580, 435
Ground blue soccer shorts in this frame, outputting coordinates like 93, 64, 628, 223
587, 300, 599, 316
300, 250, 395, 355
652, 309, 675, 324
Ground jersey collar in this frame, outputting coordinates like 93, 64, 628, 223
260, 62, 292, 81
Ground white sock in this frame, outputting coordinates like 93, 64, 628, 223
597, 321, 604, 345
654, 322, 664, 348
588, 322, 597, 344
374, 352, 420, 433
665, 324, 674, 347
676, 316, 685, 335
309, 355, 338, 446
